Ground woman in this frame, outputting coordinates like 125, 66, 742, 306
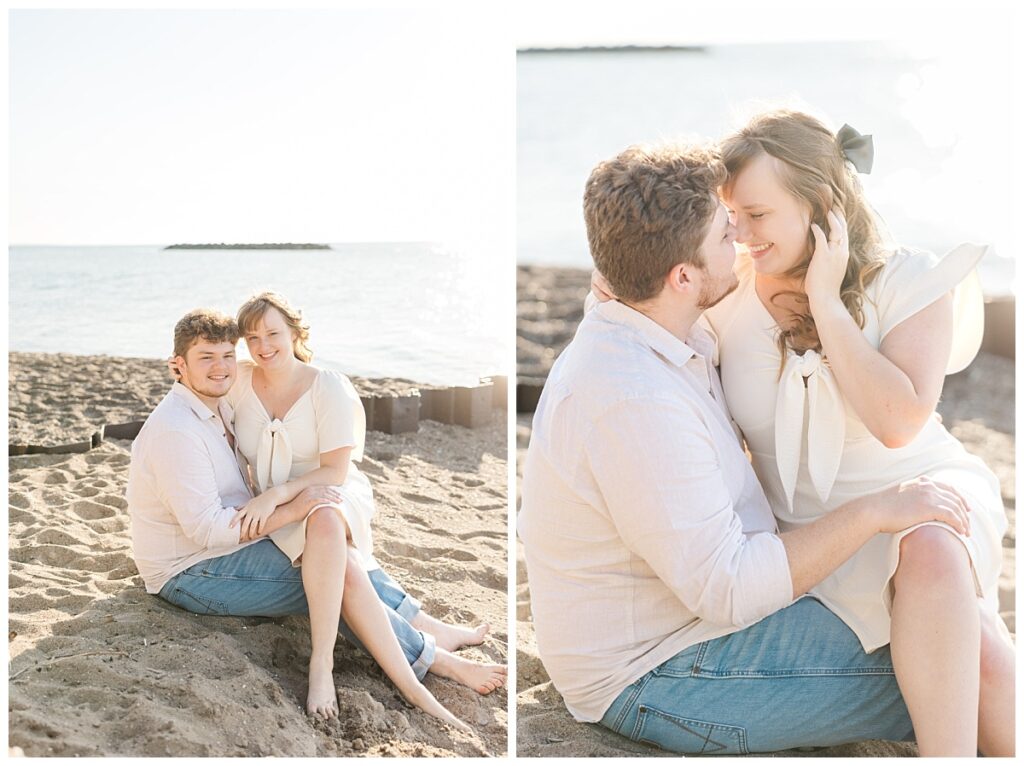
705, 109, 1013, 756
227, 292, 505, 725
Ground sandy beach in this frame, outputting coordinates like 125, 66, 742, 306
516, 265, 1015, 758
8, 352, 508, 757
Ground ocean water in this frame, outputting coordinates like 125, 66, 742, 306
518, 42, 1015, 296
9, 243, 507, 385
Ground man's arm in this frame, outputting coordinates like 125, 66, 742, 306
587, 397, 793, 628
236, 486, 344, 542
587, 399, 971, 629
779, 478, 970, 598
148, 430, 244, 549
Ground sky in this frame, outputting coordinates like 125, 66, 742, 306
514, 1, 1021, 48
9, 8, 515, 246
8, 3, 1022, 246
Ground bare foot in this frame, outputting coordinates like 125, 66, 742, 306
403, 684, 473, 733
307, 656, 339, 719
430, 648, 507, 695
410, 612, 490, 652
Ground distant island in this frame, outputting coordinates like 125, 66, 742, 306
164, 243, 332, 250
518, 45, 706, 55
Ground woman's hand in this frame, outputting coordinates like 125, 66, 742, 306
288, 486, 343, 519
230, 490, 281, 539
805, 207, 850, 310
591, 269, 617, 303
867, 477, 971, 536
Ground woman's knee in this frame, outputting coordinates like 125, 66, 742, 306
343, 545, 366, 590
306, 505, 348, 540
979, 609, 1015, 688
894, 526, 971, 590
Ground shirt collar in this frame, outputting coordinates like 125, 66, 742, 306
594, 299, 710, 367
171, 382, 233, 427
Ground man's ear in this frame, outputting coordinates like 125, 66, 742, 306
665, 262, 696, 296
169, 355, 186, 382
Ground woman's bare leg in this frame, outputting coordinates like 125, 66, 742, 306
890, 526, 979, 756
340, 546, 471, 733
409, 612, 489, 652
978, 605, 1015, 756
301, 507, 348, 719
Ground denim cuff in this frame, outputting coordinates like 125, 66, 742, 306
411, 629, 436, 681
394, 591, 422, 621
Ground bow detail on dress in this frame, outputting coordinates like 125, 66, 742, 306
256, 419, 293, 493
774, 349, 846, 512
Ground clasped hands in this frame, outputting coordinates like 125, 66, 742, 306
231, 485, 343, 542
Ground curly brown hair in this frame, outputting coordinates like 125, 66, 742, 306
720, 109, 888, 356
584, 142, 726, 303
172, 309, 239, 358
236, 291, 314, 363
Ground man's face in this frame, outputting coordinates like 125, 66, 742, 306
175, 340, 237, 400
694, 199, 740, 310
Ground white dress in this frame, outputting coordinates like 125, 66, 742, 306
705, 243, 1007, 651
227, 361, 379, 570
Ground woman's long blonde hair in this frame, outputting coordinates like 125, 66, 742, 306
236, 291, 314, 363
720, 109, 888, 355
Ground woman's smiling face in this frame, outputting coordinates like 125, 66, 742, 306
724, 152, 812, 277
244, 307, 296, 369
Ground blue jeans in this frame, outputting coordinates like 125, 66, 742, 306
600, 598, 914, 755
157, 540, 436, 680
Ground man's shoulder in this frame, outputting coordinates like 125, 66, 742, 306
552, 312, 686, 405
134, 390, 204, 447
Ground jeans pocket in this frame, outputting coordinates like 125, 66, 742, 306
168, 585, 228, 616
633, 704, 749, 755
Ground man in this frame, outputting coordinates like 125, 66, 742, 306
127, 309, 501, 719
517, 143, 970, 754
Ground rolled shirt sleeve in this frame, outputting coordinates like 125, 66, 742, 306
148, 430, 242, 550
586, 397, 793, 629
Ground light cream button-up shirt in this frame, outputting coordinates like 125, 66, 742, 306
518, 300, 794, 723
127, 383, 258, 594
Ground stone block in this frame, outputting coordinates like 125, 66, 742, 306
420, 387, 455, 424
373, 393, 420, 434
482, 376, 508, 410
453, 383, 493, 428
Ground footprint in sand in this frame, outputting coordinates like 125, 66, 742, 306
40, 489, 68, 506
83, 551, 134, 574
10, 544, 78, 568
70, 500, 117, 521
44, 470, 72, 486
105, 563, 139, 580
400, 492, 443, 505
31, 528, 80, 547
457, 530, 504, 542
95, 494, 127, 511
468, 565, 507, 592
472, 502, 505, 512
399, 513, 432, 531
387, 542, 478, 562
